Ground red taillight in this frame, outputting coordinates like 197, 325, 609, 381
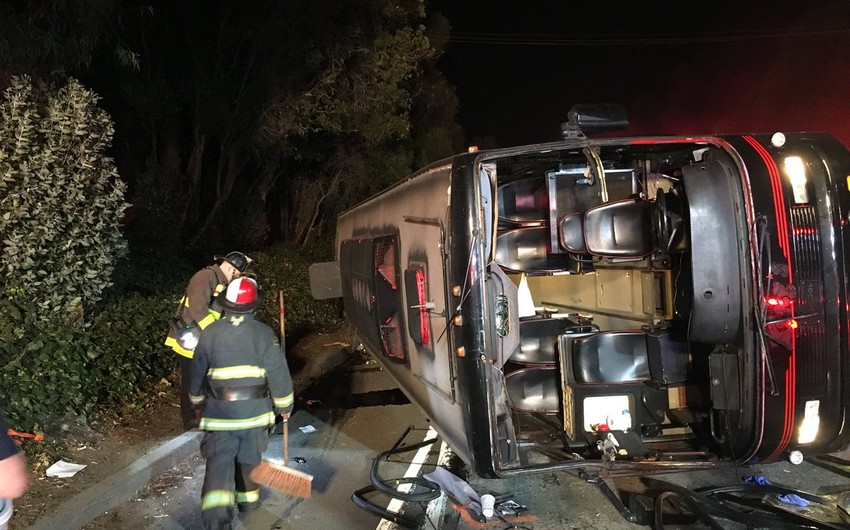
415, 270, 430, 346
766, 296, 792, 308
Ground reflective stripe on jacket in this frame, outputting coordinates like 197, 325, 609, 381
188, 313, 294, 431
165, 265, 228, 358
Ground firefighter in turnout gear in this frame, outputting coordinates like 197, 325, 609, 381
189, 277, 294, 530
166, 252, 251, 428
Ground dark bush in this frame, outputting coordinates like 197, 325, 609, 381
249, 242, 342, 343
0, 298, 97, 431
88, 294, 177, 404
0, 242, 340, 433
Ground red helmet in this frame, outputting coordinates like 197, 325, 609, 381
219, 277, 262, 312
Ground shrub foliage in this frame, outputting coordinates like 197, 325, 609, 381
0, 75, 337, 432
249, 243, 342, 343
0, 241, 340, 432
0, 75, 128, 321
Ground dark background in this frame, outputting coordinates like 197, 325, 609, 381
428, 1, 850, 147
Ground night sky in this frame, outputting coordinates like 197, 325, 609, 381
427, 1, 850, 147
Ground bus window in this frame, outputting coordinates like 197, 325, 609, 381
374, 235, 407, 363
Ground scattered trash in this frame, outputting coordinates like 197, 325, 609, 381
46, 460, 87, 478
743, 474, 811, 507
305, 400, 322, 408
422, 466, 485, 518
777, 493, 810, 507
324, 341, 350, 347
292, 456, 307, 464
498, 500, 527, 516
298, 425, 317, 434
480, 493, 495, 518
743, 475, 771, 486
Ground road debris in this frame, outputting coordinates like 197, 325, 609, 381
45, 460, 87, 478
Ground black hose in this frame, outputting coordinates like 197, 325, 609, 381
369, 438, 442, 502
351, 435, 443, 527
351, 485, 420, 529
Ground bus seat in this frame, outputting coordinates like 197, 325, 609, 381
563, 330, 688, 385
505, 366, 560, 413
512, 318, 598, 365
558, 211, 586, 253
583, 198, 652, 257
494, 226, 572, 273
570, 330, 651, 383
558, 331, 671, 438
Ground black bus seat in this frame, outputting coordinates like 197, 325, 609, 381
558, 211, 586, 253
562, 330, 688, 385
511, 317, 599, 365
583, 198, 653, 257
557, 330, 670, 438
494, 225, 572, 273
505, 366, 560, 414
570, 330, 651, 383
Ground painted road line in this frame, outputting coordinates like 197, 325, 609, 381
375, 427, 440, 530
424, 441, 451, 527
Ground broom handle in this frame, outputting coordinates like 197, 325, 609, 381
279, 290, 288, 466
279, 291, 286, 338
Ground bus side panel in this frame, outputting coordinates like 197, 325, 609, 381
448, 156, 501, 477
336, 164, 473, 461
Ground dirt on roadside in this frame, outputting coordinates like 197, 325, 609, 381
9, 378, 186, 530
11, 323, 354, 530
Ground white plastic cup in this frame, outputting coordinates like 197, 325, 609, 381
0, 498, 13, 530
480, 493, 495, 518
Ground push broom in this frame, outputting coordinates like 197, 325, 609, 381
250, 290, 313, 498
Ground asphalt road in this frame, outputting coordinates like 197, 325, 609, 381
82, 350, 850, 530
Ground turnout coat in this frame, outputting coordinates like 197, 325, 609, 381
188, 313, 294, 430
164, 265, 229, 358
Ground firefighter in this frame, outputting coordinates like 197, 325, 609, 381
165, 251, 252, 429
188, 276, 294, 530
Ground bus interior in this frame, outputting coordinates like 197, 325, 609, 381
485, 139, 756, 469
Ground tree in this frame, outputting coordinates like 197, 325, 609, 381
410, 13, 465, 168
0, 76, 128, 321
257, 0, 437, 244
99, 0, 463, 251
0, 0, 117, 78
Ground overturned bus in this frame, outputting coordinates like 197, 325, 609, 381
310, 105, 850, 478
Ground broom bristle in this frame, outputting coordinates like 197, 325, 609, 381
250, 460, 313, 498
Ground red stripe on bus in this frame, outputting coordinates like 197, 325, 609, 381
743, 135, 797, 459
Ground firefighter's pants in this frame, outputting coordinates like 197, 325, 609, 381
200, 428, 269, 530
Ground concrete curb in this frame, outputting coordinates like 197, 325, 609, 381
27, 430, 203, 530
